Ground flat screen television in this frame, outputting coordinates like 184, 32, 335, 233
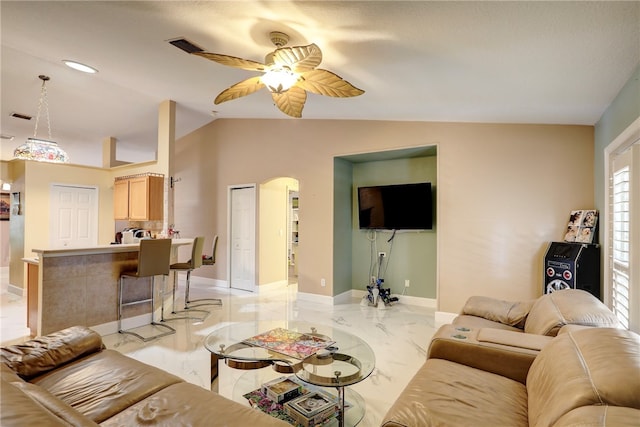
357, 182, 433, 230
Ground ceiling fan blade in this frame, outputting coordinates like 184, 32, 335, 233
214, 76, 265, 104
272, 44, 322, 72
193, 52, 266, 72
271, 86, 307, 118
296, 69, 365, 98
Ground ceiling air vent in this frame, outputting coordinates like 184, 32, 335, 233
11, 112, 32, 120
168, 38, 204, 54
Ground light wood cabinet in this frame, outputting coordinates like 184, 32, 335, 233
114, 175, 164, 221
113, 179, 130, 220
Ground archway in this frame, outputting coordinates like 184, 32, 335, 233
258, 177, 299, 287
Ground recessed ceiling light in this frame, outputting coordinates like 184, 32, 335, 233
62, 60, 98, 74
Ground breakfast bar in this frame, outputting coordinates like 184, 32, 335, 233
24, 239, 192, 337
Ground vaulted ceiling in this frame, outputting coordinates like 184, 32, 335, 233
1, 1, 639, 166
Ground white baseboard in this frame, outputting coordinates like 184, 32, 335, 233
435, 311, 458, 327
93, 313, 152, 336
257, 280, 289, 292
297, 291, 335, 305
7, 284, 24, 297
189, 275, 228, 289
130, 273, 441, 310
350, 289, 436, 308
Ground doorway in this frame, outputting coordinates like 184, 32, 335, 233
288, 190, 299, 284
50, 184, 98, 248
257, 177, 299, 288
228, 185, 256, 292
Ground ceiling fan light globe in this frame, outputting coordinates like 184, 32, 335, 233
261, 68, 299, 94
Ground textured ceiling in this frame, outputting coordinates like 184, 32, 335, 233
1, 1, 639, 166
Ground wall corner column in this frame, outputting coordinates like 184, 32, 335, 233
158, 100, 176, 232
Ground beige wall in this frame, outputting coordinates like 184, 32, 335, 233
5, 154, 168, 292
259, 177, 298, 286
174, 119, 594, 313
4, 118, 594, 315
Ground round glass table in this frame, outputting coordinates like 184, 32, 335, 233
204, 321, 375, 426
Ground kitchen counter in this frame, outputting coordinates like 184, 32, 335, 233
23, 239, 193, 337
31, 238, 193, 258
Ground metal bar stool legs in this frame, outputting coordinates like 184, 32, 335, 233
118, 238, 175, 341
119, 275, 175, 341
162, 236, 219, 323
162, 268, 210, 322
183, 271, 223, 309
186, 235, 222, 308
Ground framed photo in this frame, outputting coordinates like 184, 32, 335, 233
563, 209, 597, 244
0, 192, 9, 220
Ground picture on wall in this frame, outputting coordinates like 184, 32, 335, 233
0, 192, 9, 220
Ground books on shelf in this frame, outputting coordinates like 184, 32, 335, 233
243, 327, 335, 360
261, 376, 303, 403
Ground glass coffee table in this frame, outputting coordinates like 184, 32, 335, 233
204, 321, 375, 427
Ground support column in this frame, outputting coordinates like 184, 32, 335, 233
157, 100, 176, 234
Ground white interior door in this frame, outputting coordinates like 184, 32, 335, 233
50, 184, 98, 248
229, 186, 256, 292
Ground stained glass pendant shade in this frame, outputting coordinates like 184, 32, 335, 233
13, 75, 69, 163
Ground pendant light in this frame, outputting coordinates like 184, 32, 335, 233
13, 75, 69, 163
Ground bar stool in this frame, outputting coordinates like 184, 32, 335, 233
167, 236, 222, 319
118, 238, 174, 341
163, 236, 208, 321
189, 235, 222, 308
202, 235, 218, 267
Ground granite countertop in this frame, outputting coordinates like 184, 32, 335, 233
30, 238, 194, 258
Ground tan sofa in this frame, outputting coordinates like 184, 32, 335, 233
422, 290, 621, 385
381, 326, 640, 426
452, 289, 620, 336
1, 326, 289, 426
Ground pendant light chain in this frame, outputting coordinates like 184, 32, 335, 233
33, 75, 52, 140
13, 74, 69, 163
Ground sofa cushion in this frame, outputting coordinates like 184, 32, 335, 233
381, 358, 528, 427
101, 382, 291, 427
527, 327, 640, 427
460, 295, 534, 328
524, 289, 620, 336
30, 349, 183, 423
452, 314, 523, 332
427, 325, 549, 384
554, 406, 640, 427
1, 325, 103, 379
0, 380, 78, 426
1, 362, 23, 383
11, 381, 99, 426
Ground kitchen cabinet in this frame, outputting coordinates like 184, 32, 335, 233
114, 174, 164, 221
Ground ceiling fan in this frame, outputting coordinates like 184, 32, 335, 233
193, 31, 364, 118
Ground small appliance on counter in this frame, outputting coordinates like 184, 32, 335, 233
134, 229, 151, 242
119, 228, 151, 244
122, 230, 134, 244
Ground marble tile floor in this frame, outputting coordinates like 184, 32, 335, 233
1, 276, 437, 427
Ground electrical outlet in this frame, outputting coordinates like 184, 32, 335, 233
405, 279, 410, 287
378, 252, 386, 258
321, 278, 326, 287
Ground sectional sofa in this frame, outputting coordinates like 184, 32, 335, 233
1, 326, 289, 426
382, 290, 639, 426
